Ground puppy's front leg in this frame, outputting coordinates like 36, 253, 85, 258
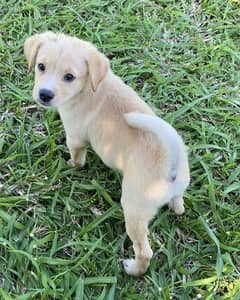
66, 136, 86, 167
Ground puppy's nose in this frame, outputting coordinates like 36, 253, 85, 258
39, 89, 54, 103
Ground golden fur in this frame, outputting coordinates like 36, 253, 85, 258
24, 32, 190, 276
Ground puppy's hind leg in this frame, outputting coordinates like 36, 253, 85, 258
121, 195, 154, 276
169, 195, 185, 215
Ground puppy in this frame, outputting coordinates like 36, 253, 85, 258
24, 32, 190, 276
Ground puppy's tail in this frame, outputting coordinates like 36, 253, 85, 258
124, 112, 183, 180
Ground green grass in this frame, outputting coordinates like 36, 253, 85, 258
0, 0, 240, 299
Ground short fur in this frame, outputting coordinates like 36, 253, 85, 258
24, 32, 190, 276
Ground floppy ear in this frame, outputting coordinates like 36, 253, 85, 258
24, 31, 57, 72
86, 49, 109, 92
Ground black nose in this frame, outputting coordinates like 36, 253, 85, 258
39, 89, 54, 103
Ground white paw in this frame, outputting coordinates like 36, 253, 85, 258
67, 159, 79, 167
123, 259, 137, 276
175, 205, 185, 215
123, 259, 147, 277
169, 198, 185, 215
173, 202, 185, 215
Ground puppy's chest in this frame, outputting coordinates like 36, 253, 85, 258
59, 110, 88, 140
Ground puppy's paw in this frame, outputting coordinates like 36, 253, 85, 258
175, 205, 185, 215
123, 259, 136, 275
169, 197, 185, 215
67, 159, 81, 167
123, 259, 144, 277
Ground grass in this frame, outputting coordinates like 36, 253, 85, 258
0, 0, 240, 299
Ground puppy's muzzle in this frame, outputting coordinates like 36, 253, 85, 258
39, 89, 54, 105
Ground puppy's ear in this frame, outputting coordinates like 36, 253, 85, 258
86, 49, 109, 92
24, 31, 56, 72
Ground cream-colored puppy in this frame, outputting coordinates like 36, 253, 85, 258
24, 32, 190, 276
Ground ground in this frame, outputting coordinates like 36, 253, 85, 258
0, 0, 240, 299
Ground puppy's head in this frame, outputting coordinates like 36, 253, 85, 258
24, 31, 109, 107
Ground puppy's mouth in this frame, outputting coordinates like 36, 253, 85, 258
38, 99, 53, 107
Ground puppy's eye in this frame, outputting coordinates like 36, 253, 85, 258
38, 63, 45, 72
64, 73, 75, 82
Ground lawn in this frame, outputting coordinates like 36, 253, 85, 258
0, 0, 240, 299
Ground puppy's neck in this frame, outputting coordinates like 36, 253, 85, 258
58, 82, 94, 111
57, 75, 105, 130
